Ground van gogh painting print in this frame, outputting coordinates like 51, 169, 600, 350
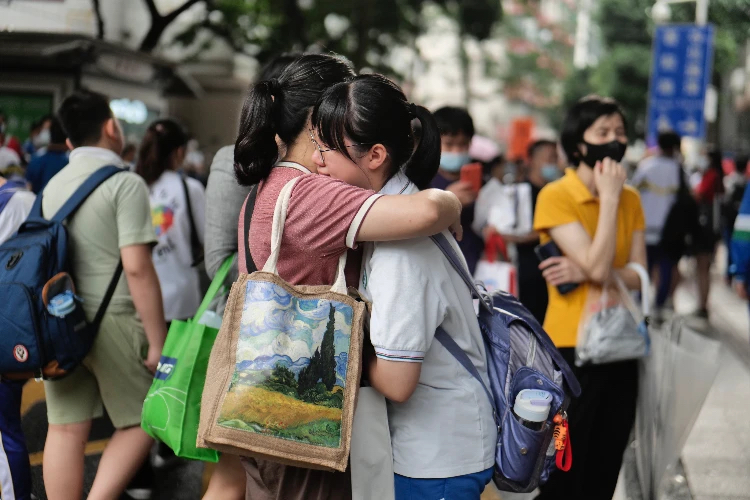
218, 280, 353, 448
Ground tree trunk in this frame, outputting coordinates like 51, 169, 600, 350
91, 0, 105, 39
140, 19, 169, 52
140, 0, 204, 53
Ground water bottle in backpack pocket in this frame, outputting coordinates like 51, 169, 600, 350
430, 233, 581, 493
0, 166, 124, 380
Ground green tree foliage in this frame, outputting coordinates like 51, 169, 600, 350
298, 304, 338, 395
153, 0, 500, 73
261, 363, 298, 397
320, 304, 337, 391
564, 0, 750, 139
297, 348, 321, 396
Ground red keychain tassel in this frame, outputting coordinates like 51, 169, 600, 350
553, 415, 572, 472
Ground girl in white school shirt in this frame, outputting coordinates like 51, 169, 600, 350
310, 74, 497, 500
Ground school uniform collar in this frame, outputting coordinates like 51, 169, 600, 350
561, 167, 596, 204
379, 171, 417, 195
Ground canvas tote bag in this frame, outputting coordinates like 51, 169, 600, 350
198, 177, 367, 472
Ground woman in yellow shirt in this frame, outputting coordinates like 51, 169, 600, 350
533, 96, 647, 499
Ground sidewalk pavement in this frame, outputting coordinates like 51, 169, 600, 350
484, 262, 750, 500
672, 271, 750, 500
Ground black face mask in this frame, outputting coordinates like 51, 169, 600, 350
579, 140, 627, 166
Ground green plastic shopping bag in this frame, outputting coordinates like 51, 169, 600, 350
141, 256, 235, 462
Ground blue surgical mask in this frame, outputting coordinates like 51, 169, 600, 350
541, 164, 561, 182
440, 152, 471, 172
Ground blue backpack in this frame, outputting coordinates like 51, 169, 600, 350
431, 233, 582, 493
0, 166, 124, 380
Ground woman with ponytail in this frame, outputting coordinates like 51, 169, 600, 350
233, 56, 463, 500
311, 74, 496, 499
136, 118, 205, 323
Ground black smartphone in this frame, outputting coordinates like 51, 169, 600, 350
534, 241, 580, 295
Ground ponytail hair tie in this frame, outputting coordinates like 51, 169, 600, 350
267, 78, 280, 95
407, 102, 418, 119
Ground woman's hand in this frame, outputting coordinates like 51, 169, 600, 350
594, 157, 626, 201
539, 256, 587, 286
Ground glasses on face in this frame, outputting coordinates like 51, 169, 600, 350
309, 130, 372, 166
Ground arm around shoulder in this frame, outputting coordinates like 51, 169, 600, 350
356, 189, 462, 242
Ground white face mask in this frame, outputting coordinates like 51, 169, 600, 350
34, 128, 50, 148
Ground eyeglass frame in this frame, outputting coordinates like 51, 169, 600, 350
309, 130, 373, 166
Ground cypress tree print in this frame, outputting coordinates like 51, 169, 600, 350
321, 304, 337, 390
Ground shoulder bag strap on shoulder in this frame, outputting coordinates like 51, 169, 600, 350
242, 185, 259, 273
51, 165, 124, 223
91, 259, 123, 333
430, 233, 493, 314
181, 174, 204, 266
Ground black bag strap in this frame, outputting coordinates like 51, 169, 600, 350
243, 185, 259, 273
181, 175, 204, 267
91, 259, 123, 332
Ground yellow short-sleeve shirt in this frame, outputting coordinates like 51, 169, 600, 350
533, 168, 646, 348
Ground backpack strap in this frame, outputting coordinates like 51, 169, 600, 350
39, 165, 126, 334
242, 185, 259, 273
50, 165, 124, 223
434, 327, 496, 421
181, 174, 204, 266
429, 233, 493, 314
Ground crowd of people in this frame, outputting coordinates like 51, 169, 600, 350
0, 51, 746, 500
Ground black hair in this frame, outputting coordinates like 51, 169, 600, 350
708, 149, 724, 176
234, 54, 355, 186
312, 74, 441, 190
135, 118, 189, 185
258, 53, 302, 82
560, 95, 628, 166
57, 89, 114, 147
657, 131, 682, 153
49, 116, 67, 145
527, 139, 556, 160
433, 106, 475, 138
122, 143, 137, 157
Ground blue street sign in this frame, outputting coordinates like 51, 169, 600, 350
647, 24, 714, 145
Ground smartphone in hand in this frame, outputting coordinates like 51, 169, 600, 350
460, 163, 483, 193
534, 241, 580, 295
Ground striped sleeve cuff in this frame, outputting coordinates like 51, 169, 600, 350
374, 347, 425, 363
346, 194, 384, 249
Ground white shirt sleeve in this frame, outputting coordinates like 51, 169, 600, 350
473, 182, 494, 236
0, 191, 35, 245
186, 177, 206, 245
366, 241, 447, 363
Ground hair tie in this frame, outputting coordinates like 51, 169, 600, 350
407, 102, 418, 119
267, 78, 280, 95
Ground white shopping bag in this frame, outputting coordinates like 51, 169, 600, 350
350, 387, 395, 500
474, 259, 518, 296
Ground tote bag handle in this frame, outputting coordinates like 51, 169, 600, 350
261, 177, 348, 295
